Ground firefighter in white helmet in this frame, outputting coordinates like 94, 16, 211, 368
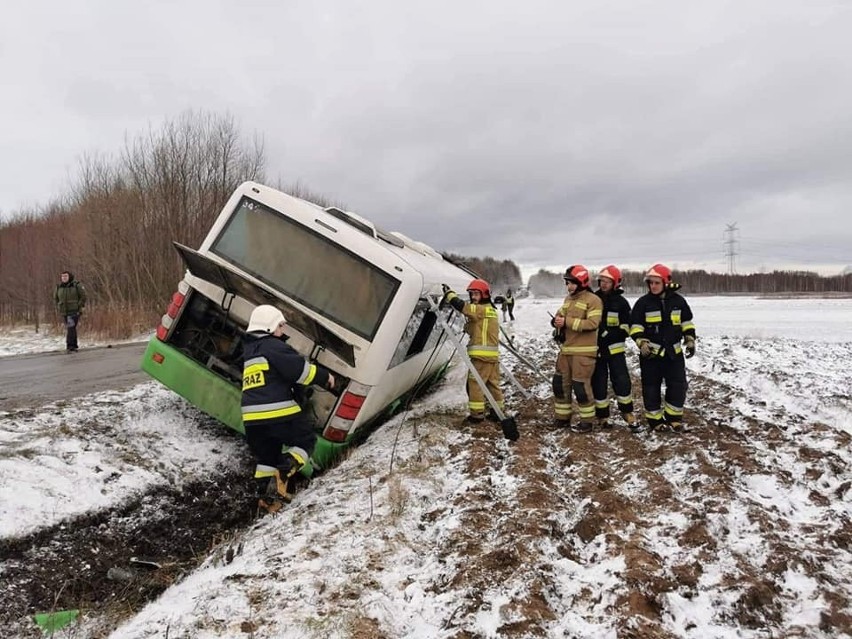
629, 264, 697, 433
242, 304, 336, 514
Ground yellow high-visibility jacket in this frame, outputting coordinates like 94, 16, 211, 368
446, 293, 500, 361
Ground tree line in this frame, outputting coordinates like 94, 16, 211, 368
528, 268, 852, 298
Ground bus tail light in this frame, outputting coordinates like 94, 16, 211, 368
155, 282, 190, 342
323, 381, 371, 442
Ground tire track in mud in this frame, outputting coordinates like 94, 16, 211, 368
0, 468, 258, 638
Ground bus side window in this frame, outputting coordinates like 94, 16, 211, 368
405, 311, 437, 357
389, 303, 440, 368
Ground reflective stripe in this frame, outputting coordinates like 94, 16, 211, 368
645, 311, 662, 323
575, 301, 588, 310
571, 318, 583, 331
578, 405, 596, 418
619, 323, 630, 333
606, 312, 619, 326
616, 395, 633, 405
242, 400, 301, 421
554, 402, 572, 417
608, 342, 626, 355
283, 446, 309, 466
645, 409, 664, 420
296, 361, 317, 385
629, 324, 644, 336
468, 400, 486, 411
670, 309, 682, 325
254, 464, 277, 479
560, 345, 598, 355
682, 321, 696, 332
595, 400, 610, 409
587, 309, 602, 318
664, 403, 684, 417
244, 357, 268, 368
468, 344, 499, 359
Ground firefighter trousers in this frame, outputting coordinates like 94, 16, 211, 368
591, 353, 634, 418
467, 359, 503, 418
639, 355, 688, 427
554, 354, 596, 424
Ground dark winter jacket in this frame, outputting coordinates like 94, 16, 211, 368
54, 275, 87, 315
629, 285, 696, 360
594, 288, 631, 358
241, 333, 333, 427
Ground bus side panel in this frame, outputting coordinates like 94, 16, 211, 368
142, 337, 344, 476
140, 339, 244, 434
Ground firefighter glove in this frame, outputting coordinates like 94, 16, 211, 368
439, 284, 452, 309
636, 338, 652, 358
684, 335, 696, 358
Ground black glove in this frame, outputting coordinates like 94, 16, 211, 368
439, 284, 452, 309
684, 336, 696, 358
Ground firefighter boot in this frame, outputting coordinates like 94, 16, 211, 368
597, 418, 613, 430
669, 421, 684, 433
571, 421, 593, 433
274, 454, 303, 504
257, 474, 285, 515
624, 412, 641, 432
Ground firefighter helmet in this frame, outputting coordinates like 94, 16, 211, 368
644, 263, 672, 285
563, 265, 590, 289
597, 264, 622, 287
247, 305, 286, 333
466, 278, 491, 298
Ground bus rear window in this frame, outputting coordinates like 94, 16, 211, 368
211, 197, 399, 340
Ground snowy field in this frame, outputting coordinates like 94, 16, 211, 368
1, 295, 851, 638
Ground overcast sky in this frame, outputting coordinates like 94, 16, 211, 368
2, 0, 851, 277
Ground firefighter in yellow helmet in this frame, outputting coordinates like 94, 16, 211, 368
242, 305, 336, 514
629, 264, 697, 433
551, 265, 603, 432
442, 278, 504, 423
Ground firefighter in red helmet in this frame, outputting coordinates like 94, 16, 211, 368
550, 265, 603, 432
591, 265, 636, 429
441, 278, 504, 423
629, 264, 697, 433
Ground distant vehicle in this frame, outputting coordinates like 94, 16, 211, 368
140, 182, 477, 473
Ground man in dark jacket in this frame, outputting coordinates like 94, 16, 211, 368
591, 265, 636, 430
242, 304, 336, 514
54, 271, 87, 353
629, 264, 697, 433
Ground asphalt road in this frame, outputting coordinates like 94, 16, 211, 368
0, 342, 150, 411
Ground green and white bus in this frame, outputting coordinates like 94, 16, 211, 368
141, 182, 476, 473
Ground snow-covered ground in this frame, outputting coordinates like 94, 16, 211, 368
0, 324, 151, 357
2, 296, 851, 638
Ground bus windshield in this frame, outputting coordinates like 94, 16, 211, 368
211, 197, 399, 340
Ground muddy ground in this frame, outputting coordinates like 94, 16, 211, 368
2, 364, 850, 638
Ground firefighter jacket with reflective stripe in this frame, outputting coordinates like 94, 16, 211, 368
555, 289, 603, 356
629, 290, 696, 360
241, 333, 332, 425
594, 288, 631, 358
447, 293, 500, 361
